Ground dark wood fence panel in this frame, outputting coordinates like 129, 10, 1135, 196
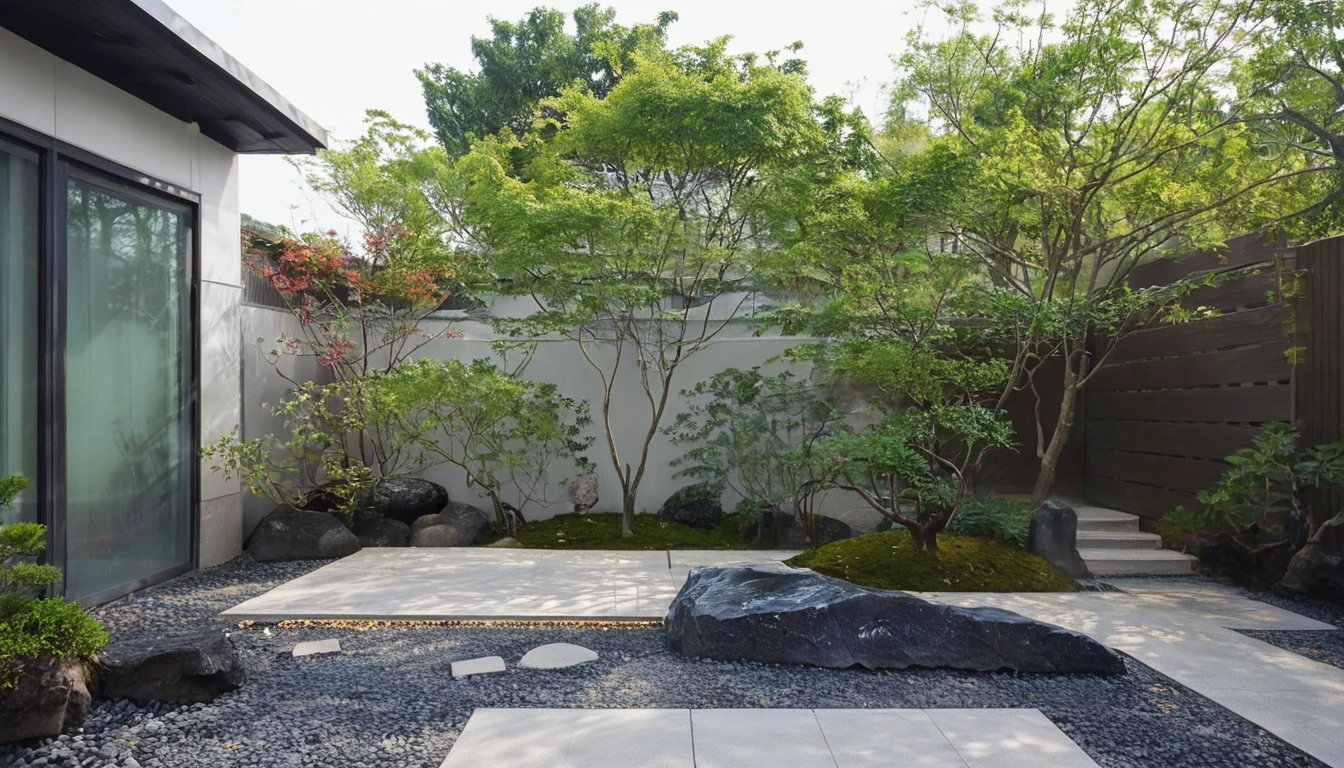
1295, 237, 1344, 518
1084, 234, 1297, 525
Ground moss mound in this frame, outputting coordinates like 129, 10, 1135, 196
785, 530, 1080, 592
477, 512, 765, 550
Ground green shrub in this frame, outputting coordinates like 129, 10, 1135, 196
949, 494, 1034, 547
0, 598, 108, 688
0, 477, 108, 689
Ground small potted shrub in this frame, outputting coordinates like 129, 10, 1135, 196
0, 474, 108, 743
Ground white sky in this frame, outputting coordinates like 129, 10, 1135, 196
168, 1, 948, 231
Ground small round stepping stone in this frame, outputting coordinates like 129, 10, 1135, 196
451, 656, 506, 679
519, 643, 599, 670
292, 639, 341, 658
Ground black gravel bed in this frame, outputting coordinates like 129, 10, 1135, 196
0, 560, 1329, 768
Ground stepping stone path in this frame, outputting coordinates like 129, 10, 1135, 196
291, 639, 341, 658
519, 643, 599, 669
452, 656, 506, 679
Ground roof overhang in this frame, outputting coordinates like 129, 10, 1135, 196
0, 0, 328, 154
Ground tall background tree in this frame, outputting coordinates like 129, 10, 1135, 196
417, 5, 678, 156
888, 0, 1333, 506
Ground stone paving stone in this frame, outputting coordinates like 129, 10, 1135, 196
519, 643, 599, 669
450, 656, 506, 679
813, 708, 967, 767
926, 709, 1101, 768
290, 639, 340, 657
439, 708, 692, 768
691, 709, 836, 768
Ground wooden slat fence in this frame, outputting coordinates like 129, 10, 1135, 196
1294, 236, 1344, 519
1084, 233, 1298, 526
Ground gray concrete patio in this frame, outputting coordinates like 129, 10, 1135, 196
439, 708, 1101, 768
218, 548, 800, 622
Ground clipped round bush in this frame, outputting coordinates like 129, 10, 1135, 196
786, 530, 1080, 592
0, 598, 109, 689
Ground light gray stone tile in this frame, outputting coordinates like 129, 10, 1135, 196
927, 709, 1099, 768
519, 643, 599, 669
692, 709, 836, 768
291, 639, 340, 657
451, 656, 505, 678
814, 709, 966, 767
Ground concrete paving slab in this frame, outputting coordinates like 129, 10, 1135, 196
690, 709, 836, 768
451, 656, 506, 679
291, 639, 340, 657
813, 709, 967, 767
440, 709, 693, 768
927, 709, 1100, 768
440, 709, 1096, 767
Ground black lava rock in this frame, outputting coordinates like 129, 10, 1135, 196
741, 513, 853, 547
665, 564, 1125, 675
377, 478, 449, 524
0, 655, 91, 743
657, 485, 723, 530
357, 517, 411, 548
99, 630, 244, 704
246, 507, 361, 562
408, 502, 490, 547
1028, 498, 1091, 580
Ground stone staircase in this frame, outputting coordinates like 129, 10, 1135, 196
1070, 501, 1197, 575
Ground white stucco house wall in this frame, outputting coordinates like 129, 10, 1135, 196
0, 0, 325, 604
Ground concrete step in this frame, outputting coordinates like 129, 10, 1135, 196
1079, 548, 1197, 576
1073, 506, 1141, 533
1076, 530, 1162, 550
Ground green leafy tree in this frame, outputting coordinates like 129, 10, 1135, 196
461, 42, 821, 535
417, 5, 678, 156
372, 358, 592, 536
891, 0, 1333, 506
665, 368, 842, 537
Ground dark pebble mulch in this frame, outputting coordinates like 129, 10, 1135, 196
0, 559, 1333, 768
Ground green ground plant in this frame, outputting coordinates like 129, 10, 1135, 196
786, 530, 1079, 592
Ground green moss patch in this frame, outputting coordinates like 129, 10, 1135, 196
477, 512, 766, 550
785, 530, 1080, 592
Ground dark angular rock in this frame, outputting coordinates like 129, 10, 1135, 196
99, 630, 243, 704
377, 478, 449, 524
1279, 514, 1344, 599
357, 517, 411, 548
666, 564, 1125, 675
408, 502, 490, 547
1028, 498, 1091, 580
0, 655, 91, 743
303, 485, 391, 535
246, 507, 361, 562
742, 513, 853, 547
657, 485, 723, 530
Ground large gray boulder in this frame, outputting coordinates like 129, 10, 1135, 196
1028, 498, 1091, 580
666, 564, 1124, 675
657, 485, 723, 530
742, 513, 853, 547
567, 472, 599, 513
99, 630, 244, 704
409, 502, 490, 547
301, 484, 389, 534
247, 507, 361, 562
0, 655, 91, 743
357, 517, 411, 548
377, 478, 449, 524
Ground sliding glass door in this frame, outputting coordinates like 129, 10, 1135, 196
0, 140, 39, 526
63, 171, 192, 601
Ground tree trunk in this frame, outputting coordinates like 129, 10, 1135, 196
910, 525, 939, 553
1030, 380, 1079, 508
621, 492, 637, 537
